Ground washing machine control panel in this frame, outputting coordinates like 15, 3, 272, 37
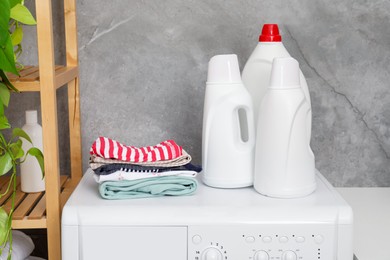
188, 224, 334, 260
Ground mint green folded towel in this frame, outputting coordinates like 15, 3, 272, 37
99, 176, 198, 199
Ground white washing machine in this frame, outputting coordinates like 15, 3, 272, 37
62, 169, 353, 260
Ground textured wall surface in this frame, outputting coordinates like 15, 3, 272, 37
8, 0, 390, 186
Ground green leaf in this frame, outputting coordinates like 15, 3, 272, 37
8, 0, 22, 8
27, 147, 45, 177
12, 128, 32, 143
0, 0, 10, 32
9, 140, 23, 159
0, 207, 9, 246
10, 4, 36, 25
0, 70, 19, 92
0, 132, 6, 146
11, 26, 23, 46
0, 99, 4, 117
0, 83, 10, 107
0, 27, 8, 51
0, 33, 18, 75
0, 152, 13, 176
0, 116, 10, 130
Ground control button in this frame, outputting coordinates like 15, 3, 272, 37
282, 250, 297, 260
245, 236, 255, 243
314, 234, 324, 244
279, 236, 289, 243
254, 250, 269, 260
192, 235, 202, 244
201, 247, 223, 260
262, 236, 272, 243
295, 236, 305, 243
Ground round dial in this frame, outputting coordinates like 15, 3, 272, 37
201, 247, 223, 260
254, 250, 269, 260
282, 250, 297, 260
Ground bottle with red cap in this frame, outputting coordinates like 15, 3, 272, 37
242, 24, 312, 138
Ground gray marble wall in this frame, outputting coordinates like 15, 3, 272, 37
9, 0, 390, 186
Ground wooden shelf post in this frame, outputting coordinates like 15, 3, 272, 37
35, 0, 62, 259
64, 0, 83, 183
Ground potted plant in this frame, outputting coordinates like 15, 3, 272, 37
0, 0, 44, 258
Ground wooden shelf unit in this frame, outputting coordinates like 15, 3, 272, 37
2, 0, 83, 259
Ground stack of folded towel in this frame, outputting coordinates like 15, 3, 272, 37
89, 137, 201, 199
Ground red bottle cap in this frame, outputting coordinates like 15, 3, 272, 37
259, 24, 282, 42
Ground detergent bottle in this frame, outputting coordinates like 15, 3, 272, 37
254, 57, 316, 198
242, 24, 312, 139
21, 110, 45, 193
202, 54, 255, 188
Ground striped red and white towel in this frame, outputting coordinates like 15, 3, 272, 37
90, 137, 183, 163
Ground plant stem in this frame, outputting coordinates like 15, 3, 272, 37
7, 168, 16, 259
0, 175, 13, 198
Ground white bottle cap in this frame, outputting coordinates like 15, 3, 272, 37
26, 110, 38, 124
269, 57, 300, 88
207, 54, 242, 84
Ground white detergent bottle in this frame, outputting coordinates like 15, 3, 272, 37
21, 110, 45, 193
202, 54, 255, 188
242, 24, 312, 139
254, 57, 316, 198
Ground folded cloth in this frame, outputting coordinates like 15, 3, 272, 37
90, 137, 183, 163
0, 230, 34, 260
94, 170, 198, 183
89, 149, 192, 170
93, 162, 202, 175
99, 176, 198, 199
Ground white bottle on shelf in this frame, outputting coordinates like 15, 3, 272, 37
202, 54, 255, 188
254, 57, 316, 198
242, 24, 312, 138
21, 110, 45, 193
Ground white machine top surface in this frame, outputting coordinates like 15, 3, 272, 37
62, 169, 352, 226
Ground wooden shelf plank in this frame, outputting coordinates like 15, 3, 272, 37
6, 66, 36, 81
0, 177, 21, 205
11, 81, 41, 92
0, 176, 10, 187
28, 194, 46, 220
19, 66, 38, 77
13, 193, 44, 220
60, 176, 75, 208
12, 218, 47, 229
55, 66, 79, 89
3, 188, 26, 213
8, 65, 79, 92
60, 175, 69, 186
60, 189, 73, 209
22, 69, 42, 82
0, 175, 77, 230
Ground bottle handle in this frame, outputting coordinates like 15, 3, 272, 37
236, 105, 255, 145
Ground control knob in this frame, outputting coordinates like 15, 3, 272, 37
282, 250, 297, 260
201, 247, 223, 260
254, 250, 269, 260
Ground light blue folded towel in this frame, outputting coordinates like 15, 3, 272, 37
99, 176, 198, 199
